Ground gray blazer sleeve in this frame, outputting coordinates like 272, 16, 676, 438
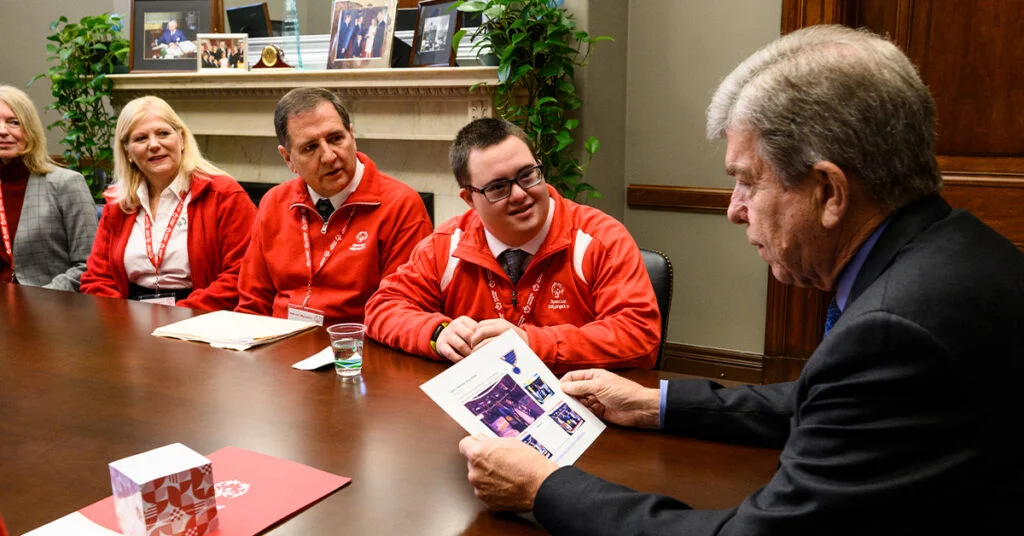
14, 168, 98, 291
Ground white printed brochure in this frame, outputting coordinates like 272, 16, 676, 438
420, 330, 605, 465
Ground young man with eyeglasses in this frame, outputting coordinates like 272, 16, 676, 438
365, 118, 660, 373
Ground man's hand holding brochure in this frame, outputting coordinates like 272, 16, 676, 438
420, 330, 607, 511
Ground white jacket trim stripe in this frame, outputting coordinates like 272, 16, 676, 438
440, 228, 462, 292
573, 229, 593, 284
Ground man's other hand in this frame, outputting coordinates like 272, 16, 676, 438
561, 369, 661, 428
458, 435, 557, 512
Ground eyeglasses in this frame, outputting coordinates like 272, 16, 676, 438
465, 164, 545, 203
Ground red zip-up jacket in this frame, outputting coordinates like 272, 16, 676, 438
235, 153, 432, 325
366, 185, 660, 373
81, 172, 256, 311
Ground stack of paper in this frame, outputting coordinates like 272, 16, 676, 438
152, 310, 318, 350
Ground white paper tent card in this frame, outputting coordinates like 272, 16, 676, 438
420, 330, 605, 465
152, 310, 317, 350
108, 443, 219, 536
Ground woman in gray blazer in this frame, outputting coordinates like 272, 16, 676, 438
0, 85, 97, 291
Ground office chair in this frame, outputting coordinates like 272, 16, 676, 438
640, 248, 673, 369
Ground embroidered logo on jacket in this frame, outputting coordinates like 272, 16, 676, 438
349, 230, 370, 251
547, 281, 570, 310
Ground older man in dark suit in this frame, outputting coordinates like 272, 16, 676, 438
458, 24, 1024, 535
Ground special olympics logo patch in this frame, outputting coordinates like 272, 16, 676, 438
215, 480, 251, 499
550, 281, 564, 300
356, 231, 369, 243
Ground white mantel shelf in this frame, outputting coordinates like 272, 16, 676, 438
109, 67, 499, 141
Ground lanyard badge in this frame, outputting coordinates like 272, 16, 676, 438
143, 194, 187, 292
291, 206, 356, 324
485, 259, 549, 327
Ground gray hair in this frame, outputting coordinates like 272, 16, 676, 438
274, 87, 352, 149
707, 25, 941, 210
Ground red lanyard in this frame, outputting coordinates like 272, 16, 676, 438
0, 185, 14, 281
143, 193, 187, 284
300, 207, 355, 306
485, 259, 548, 327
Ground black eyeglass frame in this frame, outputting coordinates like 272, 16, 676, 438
464, 164, 545, 203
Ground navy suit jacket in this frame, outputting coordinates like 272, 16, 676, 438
335, 19, 351, 58
535, 196, 1024, 535
157, 28, 187, 45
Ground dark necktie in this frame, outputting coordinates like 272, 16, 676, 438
824, 297, 841, 336
499, 249, 529, 286
316, 198, 334, 222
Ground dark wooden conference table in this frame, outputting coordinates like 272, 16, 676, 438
0, 284, 780, 535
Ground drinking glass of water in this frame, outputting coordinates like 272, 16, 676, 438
327, 323, 365, 377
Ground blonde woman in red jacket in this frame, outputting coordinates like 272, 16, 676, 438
81, 96, 256, 311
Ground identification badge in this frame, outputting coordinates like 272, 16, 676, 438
288, 304, 325, 326
137, 293, 177, 306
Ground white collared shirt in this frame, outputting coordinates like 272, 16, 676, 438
306, 159, 365, 211
484, 200, 555, 261
124, 174, 192, 289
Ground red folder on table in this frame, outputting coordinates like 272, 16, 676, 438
79, 446, 350, 535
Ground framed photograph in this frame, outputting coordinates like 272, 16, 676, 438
410, 0, 461, 67
130, 0, 223, 71
197, 33, 248, 70
327, 0, 399, 69
225, 2, 273, 37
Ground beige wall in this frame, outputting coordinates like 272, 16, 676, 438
0, 0, 126, 154
566, 0, 630, 221
621, 0, 782, 354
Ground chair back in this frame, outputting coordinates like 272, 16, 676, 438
640, 248, 673, 369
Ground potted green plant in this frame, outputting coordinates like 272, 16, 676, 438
30, 13, 130, 200
453, 0, 612, 201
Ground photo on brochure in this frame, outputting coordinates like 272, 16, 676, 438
521, 434, 554, 458
548, 402, 585, 435
524, 373, 556, 405
464, 374, 545, 438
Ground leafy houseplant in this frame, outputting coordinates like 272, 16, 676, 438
453, 0, 611, 201
31, 13, 130, 199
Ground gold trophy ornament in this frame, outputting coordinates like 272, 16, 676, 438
253, 45, 292, 68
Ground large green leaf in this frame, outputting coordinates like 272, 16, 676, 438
457, 1, 488, 12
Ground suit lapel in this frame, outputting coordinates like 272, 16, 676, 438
849, 195, 952, 305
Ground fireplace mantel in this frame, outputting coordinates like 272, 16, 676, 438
108, 67, 499, 140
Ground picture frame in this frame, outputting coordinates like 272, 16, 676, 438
410, 0, 461, 67
225, 2, 273, 37
197, 33, 249, 71
130, 0, 224, 72
327, 0, 399, 70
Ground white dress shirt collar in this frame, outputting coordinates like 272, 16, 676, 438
137, 171, 189, 219
307, 159, 365, 210
484, 200, 554, 258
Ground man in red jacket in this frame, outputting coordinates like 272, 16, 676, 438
236, 87, 432, 326
365, 118, 660, 373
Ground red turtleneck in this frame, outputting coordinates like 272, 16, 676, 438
0, 158, 30, 282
